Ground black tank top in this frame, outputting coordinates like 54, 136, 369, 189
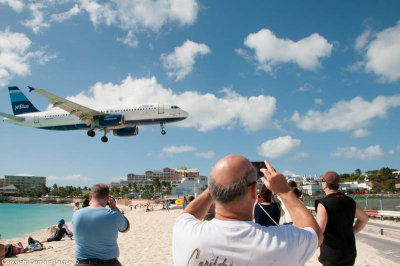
316, 192, 356, 266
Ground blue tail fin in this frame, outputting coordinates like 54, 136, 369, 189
8, 86, 40, 115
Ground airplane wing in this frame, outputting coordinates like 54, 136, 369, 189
0, 111, 25, 121
28, 86, 103, 126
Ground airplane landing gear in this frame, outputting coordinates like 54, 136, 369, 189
87, 130, 95, 137
160, 123, 166, 135
101, 128, 108, 142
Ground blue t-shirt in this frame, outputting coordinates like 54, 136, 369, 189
72, 207, 129, 260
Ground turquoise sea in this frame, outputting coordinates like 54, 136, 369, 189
0, 203, 74, 241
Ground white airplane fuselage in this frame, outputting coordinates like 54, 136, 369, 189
3, 104, 188, 131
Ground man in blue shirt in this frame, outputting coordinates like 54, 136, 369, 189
72, 184, 130, 265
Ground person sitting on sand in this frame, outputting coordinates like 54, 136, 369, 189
25, 237, 44, 253
48, 219, 73, 239
72, 184, 130, 266
172, 155, 323, 266
43, 222, 73, 243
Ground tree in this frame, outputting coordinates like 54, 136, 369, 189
152, 178, 161, 194
354, 169, 361, 176
110, 187, 120, 197
121, 186, 130, 197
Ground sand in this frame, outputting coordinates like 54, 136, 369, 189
2, 204, 399, 266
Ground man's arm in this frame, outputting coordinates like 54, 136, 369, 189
183, 188, 213, 220
261, 160, 324, 247
316, 203, 328, 233
353, 203, 369, 234
109, 196, 130, 233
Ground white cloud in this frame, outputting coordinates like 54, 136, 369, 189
282, 170, 296, 177
117, 30, 138, 48
239, 28, 333, 74
79, 0, 199, 31
330, 145, 386, 160
64, 75, 278, 132
355, 28, 372, 52
50, 4, 81, 23
195, 151, 215, 159
0, 28, 54, 86
161, 40, 210, 81
47, 174, 93, 186
352, 129, 371, 138
292, 152, 311, 161
257, 136, 301, 158
0, 0, 24, 12
291, 95, 400, 133
298, 83, 312, 92
162, 145, 196, 157
354, 21, 400, 82
398, 145, 400, 151
314, 98, 323, 105
23, 3, 50, 33
389, 149, 395, 156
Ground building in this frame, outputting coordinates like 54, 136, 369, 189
301, 184, 324, 196
112, 166, 201, 188
0, 184, 18, 195
0, 175, 46, 190
171, 176, 208, 197
340, 181, 372, 191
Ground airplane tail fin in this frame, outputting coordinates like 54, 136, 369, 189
8, 86, 40, 115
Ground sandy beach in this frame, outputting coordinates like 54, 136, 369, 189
2, 204, 399, 266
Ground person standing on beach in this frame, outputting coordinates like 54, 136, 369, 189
315, 171, 369, 266
72, 184, 130, 266
172, 155, 323, 266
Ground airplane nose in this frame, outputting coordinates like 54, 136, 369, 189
182, 110, 189, 118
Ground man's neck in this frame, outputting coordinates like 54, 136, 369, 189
89, 199, 106, 209
324, 189, 338, 195
214, 204, 253, 221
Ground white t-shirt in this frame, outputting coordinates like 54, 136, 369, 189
280, 201, 292, 224
172, 213, 317, 266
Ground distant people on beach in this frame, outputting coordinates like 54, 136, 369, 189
315, 171, 369, 266
2, 237, 45, 259
74, 202, 80, 212
254, 184, 284, 227
82, 198, 90, 208
165, 201, 170, 212
172, 155, 323, 266
48, 219, 73, 239
187, 196, 195, 204
43, 222, 73, 243
72, 184, 130, 266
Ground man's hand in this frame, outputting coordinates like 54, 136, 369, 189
260, 160, 290, 195
108, 196, 118, 210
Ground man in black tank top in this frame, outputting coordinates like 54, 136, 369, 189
315, 171, 369, 266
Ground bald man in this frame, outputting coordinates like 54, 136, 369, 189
172, 155, 323, 266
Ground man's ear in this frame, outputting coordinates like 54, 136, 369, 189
89, 193, 92, 201
251, 183, 258, 199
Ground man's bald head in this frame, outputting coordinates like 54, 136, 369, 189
209, 155, 257, 204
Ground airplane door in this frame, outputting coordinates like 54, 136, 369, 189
33, 116, 39, 124
158, 104, 164, 114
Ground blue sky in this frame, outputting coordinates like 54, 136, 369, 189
0, 0, 399, 187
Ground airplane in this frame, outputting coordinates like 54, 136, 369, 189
0, 86, 189, 142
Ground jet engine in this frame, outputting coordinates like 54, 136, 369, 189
113, 126, 139, 137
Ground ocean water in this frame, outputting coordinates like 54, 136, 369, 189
0, 203, 74, 241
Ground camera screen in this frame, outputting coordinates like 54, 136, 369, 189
251, 161, 266, 178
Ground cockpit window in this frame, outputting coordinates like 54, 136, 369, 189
171, 106, 180, 109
